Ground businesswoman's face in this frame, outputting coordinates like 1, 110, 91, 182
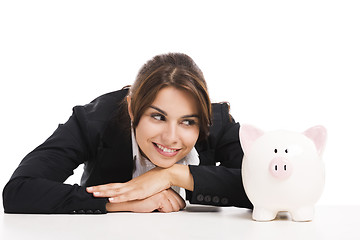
130, 86, 200, 168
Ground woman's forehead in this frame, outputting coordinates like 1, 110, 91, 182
149, 87, 199, 116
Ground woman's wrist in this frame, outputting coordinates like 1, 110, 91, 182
167, 164, 194, 191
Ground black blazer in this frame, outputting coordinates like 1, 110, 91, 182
2, 89, 252, 214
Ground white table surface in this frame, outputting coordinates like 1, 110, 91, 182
1, 204, 359, 240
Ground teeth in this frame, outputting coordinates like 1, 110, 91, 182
156, 143, 177, 153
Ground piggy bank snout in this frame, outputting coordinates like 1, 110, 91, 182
269, 157, 292, 180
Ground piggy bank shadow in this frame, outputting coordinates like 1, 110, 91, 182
184, 205, 221, 212
236, 210, 292, 221
275, 212, 292, 220
236, 209, 254, 220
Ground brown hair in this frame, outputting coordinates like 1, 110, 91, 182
128, 53, 212, 141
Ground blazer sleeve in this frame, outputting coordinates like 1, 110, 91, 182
187, 104, 253, 209
2, 106, 108, 214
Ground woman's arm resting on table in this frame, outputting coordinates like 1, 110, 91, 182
87, 164, 192, 203
3, 177, 108, 214
106, 188, 185, 213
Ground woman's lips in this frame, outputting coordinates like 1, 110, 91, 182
153, 142, 181, 157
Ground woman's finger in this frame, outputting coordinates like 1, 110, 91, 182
157, 191, 173, 213
170, 189, 186, 210
86, 183, 122, 192
86, 183, 126, 198
167, 189, 186, 211
107, 187, 146, 203
88, 182, 143, 200
91, 189, 122, 198
164, 191, 181, 212
156, 189, 185, 213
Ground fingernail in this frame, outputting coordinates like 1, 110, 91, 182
87, 187, 93, 191
109, 198, 114, 202
94, 192, 100, 196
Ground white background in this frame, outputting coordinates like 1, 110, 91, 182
0, 0, 359, 211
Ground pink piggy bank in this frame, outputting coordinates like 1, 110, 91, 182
239, 125, 327, 222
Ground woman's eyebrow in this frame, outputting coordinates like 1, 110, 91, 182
149, 106, 199, 119
150, 106, 167, 116
181, 114, 200, 119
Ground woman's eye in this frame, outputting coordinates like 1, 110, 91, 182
151, 114, 165, 121
182, 119, 196, 126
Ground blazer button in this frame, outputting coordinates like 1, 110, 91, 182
94, 210, 102, 214
221, 198, 229, 205
212, 196, 220, 204
196, 194, 204, 202
78, 210, 85, 214
204, 195, 211, 202
86, 210, 93, 214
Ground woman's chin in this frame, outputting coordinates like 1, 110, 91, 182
153, 160, 177, 169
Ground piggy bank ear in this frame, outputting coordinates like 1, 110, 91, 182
303, 125, 327, 156
239, 124, 264, 155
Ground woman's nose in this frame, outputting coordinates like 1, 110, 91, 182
162, 123, 179, 145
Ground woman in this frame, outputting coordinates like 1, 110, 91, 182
3, 53, 252, 214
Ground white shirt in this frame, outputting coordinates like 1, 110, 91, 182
131, 129, 199, 199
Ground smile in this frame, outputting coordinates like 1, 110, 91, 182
153, 143, 181, 157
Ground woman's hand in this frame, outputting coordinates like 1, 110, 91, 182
87, 164, 193, 203
87, 167, 171, 203
106, 188, 186, 213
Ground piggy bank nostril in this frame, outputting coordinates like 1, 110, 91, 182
274, 164, 287, 171
269, 158, 292, 179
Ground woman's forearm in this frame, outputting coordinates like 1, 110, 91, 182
3, 177, 107, 214
106, 201, 138, 212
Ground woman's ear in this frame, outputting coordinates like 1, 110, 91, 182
126, 95, 134, 122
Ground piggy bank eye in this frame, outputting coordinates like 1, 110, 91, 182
274, 149, 278, 153
285, 149, 288, 153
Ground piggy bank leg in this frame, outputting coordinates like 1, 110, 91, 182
252, 207, 277, 221
291, 206, 315, 222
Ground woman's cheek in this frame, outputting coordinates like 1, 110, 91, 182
141, 119, 163, 135
180, 127, 199, 147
